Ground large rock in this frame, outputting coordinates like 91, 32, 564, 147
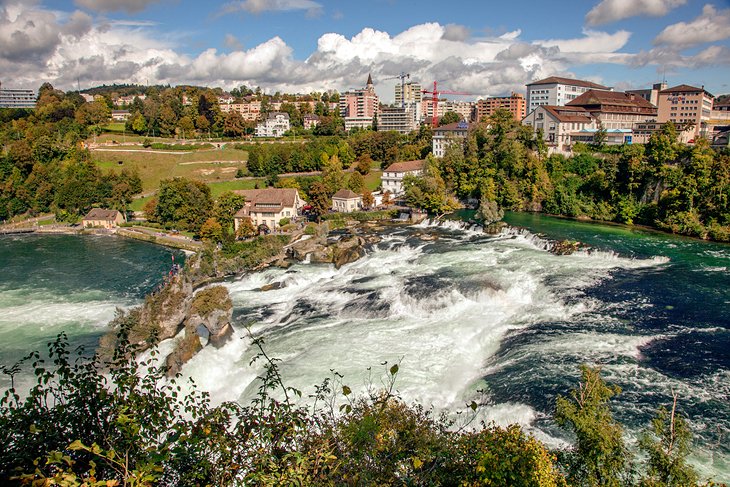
165, 328, 202, 376
332, 236, 366, 269
138, 274, 194, 342
187, 286, 234, 339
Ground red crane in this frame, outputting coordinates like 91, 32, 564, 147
421, 81, 471, 127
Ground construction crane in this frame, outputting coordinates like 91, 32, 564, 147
421, 81, 471, 127
383, 72, 410, 108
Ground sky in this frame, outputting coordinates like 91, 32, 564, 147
1, 0, 729, 102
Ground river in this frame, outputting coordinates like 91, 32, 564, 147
0, 216, 728, 480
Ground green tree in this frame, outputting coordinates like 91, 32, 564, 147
556, 365, 628, 487
403, 157, 460, 216
438, 111, 461, 126
199, 217, 224, 243
307, 181, 330, 220
214, 191, 246, 234
639, 394, 699, 487
321, 154, 345, 196
155, 177, 213, 232
348, 171, 364, 193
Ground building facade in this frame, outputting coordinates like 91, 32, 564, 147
395, 81, 422, 107
381, 160, 425, 196
378, 106, 419, 134
331, 189, 363, 213
476, 93, 526, 121
220, 100, 262, 121
233, 188, 305, 231
626, 82, 666, 107
340, 74, 379, 131
0, 82, 36, 109
432, 121, 470, 158
657, 84, 714, 138
526, 76, 612, 114
82, 208, 126, 229
566, 90, 657, 131
421, 99, 475, 124
522, 105, 596, 151
255, 112, 291, 137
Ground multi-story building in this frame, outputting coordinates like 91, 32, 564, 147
255, 112, 290, 137
475, 93, 526, 122
657, 84, 714, 138
522, 105, 596, 151
233, 188, 305, 231
626, 82, 666, 107
381, 160, 425, 196
566, 90, 657, 130
219, 100, 261, 121
421, 100, 475, 124
303, 114, 320, 130
340, 74, 379, 131
0, 82, 36, 109
526, 76, 612, 114
432, 121, 470, 157
114, 94, 145, 107
378, 106, 419, 134
395, 81, 422, 107
632, 121, 694, 145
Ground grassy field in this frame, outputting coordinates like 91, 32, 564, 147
363, 170, 383, 192
93, 146, 249, 191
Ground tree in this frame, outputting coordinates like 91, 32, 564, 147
199, 217, 224, 243
362, 190, 375, 209
155, 177, 213, 232
321, 154, 345, 197
592, 123, 607, 150
439, 111, 461, 126
355, 155, 373, 175
403, 158, 460, 216
223, 110, 245, 137
555, 365, 628, 487
235, 217, 256, 239
639, 394, 698, 487
214, 191, 246, 234
307, 181, 330, 220
348, 172, 364, 193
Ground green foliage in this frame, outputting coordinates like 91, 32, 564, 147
190, 285, 232, 317
154, 177, 213, 233
404, 157, 460, 215
556, 365, 628, 487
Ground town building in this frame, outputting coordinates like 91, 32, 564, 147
255, 112, 291, 138
233, 188, 305, 231
475, 93, 526, 121
432, 121, 470, 158
331, 189, 363, 213
421, 99, 475, 124
626, 82, 666, 107
566, 90, 657, 130
340, 74, 379, 131
657, 84, 714, 138
522, 105, 596, 151
395, 81, 422, 107
220, 100, 261, 121
111, 110, 131, 122
378, 106, 419, 134
218, 93, 235, 105
381, 160, 425, 196
710, 100, 730, 122
526, 76, 612, 114
82, 208, 126, 229
303, 114, 320, 130
114, 94, 145, 107
0, 82, 36, 109
632, 121, 694, 145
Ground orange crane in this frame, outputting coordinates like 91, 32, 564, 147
421, 81, 471, 127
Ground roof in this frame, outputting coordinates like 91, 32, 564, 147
384, 159, 426, 173
567, 90, 657, 111
233, 188, 301, 208
435, 121, 470, 132
82, 208, 121, 221
332, 189, 361, 200
540, 105, 594, 123
660, 84, 713, 97
527, 76, 610, 90
367, 73, 373, 86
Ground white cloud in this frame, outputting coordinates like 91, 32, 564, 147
442, 23, 471, 42
654, 4, 730, 48
536, 28, 631, 53
586, 0, 686, 26
221, 0, 322, 16
74, 0, 163, 14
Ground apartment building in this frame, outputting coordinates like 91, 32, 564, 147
475, 93, 526, 121
657, 84, 714, 138
340, 74, 379, 131
421, 99, 475, 124
0, 82, 36, 109
626, 82, 666, 107
395, 81, 422, 107
566, 90, 657, 130
526, 76, 612, 114
219, 100, 262, 121
378, 106, 420, 134
381, 160, 426, 196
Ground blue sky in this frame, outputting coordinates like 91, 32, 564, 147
2, 0, 729, 101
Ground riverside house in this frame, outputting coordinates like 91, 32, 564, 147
82, 208, 126, 229
381, 160, 425, 196
233, 188, 305, 232
331, 189, 363, 213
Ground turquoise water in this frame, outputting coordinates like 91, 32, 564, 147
0, 234, 183, 373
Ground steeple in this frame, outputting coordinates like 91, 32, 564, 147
366, 73, 373, 87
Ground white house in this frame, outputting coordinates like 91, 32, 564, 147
233, 188, 305, 231
432, 121, 469, 157
331, 189, 363, 213
522, 105, 596, 152
381, 160, 425, 196
255, 112, 291, 138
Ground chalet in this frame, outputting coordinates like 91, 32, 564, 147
82, 208, 126, 229
331, 189, 362, 213
381, 160, 425, 196
233, 188, 305, 232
